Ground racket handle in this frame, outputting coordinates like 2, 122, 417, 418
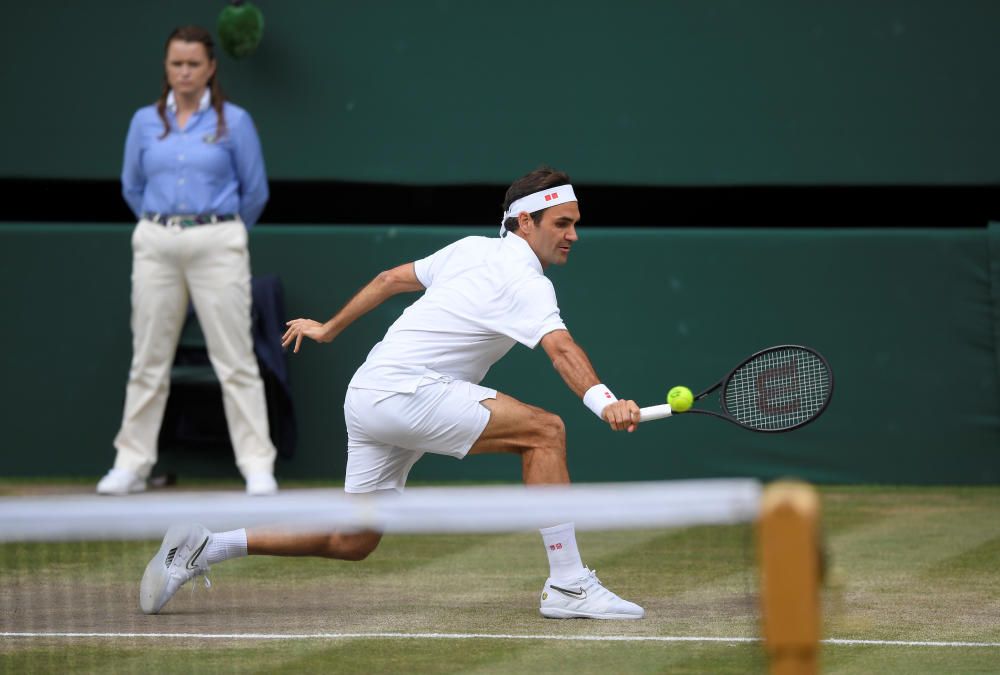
638, 404, 673, 422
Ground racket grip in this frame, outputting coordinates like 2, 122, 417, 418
638, 404, 673, 422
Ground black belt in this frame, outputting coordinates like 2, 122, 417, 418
143, 213, 238, 227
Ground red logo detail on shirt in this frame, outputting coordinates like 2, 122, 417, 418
549, 543, 563, 551
604, 392, 612, 399
543, 192, 559, 202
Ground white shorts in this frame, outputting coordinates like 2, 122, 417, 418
343, 377, 497, 493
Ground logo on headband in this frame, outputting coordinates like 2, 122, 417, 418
544, 192, 559, 201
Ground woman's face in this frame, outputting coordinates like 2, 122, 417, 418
164, 40, 216, 98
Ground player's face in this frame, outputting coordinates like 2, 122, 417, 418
522, 202, 580, 268
165, 40, 216, 99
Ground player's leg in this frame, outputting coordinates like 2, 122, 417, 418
209, 386, 419, 562
467, 392, 584, 583
470, 391, 644, 620
141, 518, 384, 614
245, 528, 382, 560
139, 388, 403, 613
213, 385, 422, 560
468, 392, 569, 485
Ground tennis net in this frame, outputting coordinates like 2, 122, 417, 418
1, 479, 768, 673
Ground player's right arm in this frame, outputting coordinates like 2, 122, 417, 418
282, 262, 424, 353
540, 329, 640, 433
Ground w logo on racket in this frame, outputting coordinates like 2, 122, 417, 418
755, 358, 801, 415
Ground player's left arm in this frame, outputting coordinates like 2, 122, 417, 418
540, 329, 640, 432
283, 262, 424, 352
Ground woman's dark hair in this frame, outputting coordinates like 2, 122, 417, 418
501, 166, 572, 234
156, 25, 227, 140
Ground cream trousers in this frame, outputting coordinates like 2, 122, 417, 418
112, 219, 276, 479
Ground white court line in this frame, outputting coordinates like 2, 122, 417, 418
824, 638, 1000, 648
2, 632, 999, 647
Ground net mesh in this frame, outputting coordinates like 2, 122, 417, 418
724, 347, 832, 431
0, 480, 763, 673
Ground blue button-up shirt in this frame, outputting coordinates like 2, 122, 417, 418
121, 91, 269, 227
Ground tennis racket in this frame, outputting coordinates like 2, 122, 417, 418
638, 345, 834, 432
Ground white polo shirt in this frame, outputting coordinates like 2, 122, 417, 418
348, 234, 568, 393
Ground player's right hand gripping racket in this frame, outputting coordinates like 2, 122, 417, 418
638, 345, 834, 432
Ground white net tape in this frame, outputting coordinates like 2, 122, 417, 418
0, 479, 762, 542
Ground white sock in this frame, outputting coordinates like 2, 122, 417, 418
539, 522, 586, 583
205, 528, 248, 565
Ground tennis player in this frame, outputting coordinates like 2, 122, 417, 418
141, 166, 645, 620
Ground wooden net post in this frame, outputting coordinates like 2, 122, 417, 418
757, 481, 821, 675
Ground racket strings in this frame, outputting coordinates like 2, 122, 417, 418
724, 348, 831, 431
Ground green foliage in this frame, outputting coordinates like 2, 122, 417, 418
217, 1, 263, 59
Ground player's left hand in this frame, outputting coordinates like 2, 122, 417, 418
602, 399, 641, 432
282, 318, 330, 353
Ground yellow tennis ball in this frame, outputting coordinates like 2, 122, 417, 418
668, 386, 694, 413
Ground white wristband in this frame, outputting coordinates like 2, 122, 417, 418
583, 384, 618, 419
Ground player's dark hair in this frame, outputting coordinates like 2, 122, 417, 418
156, 25, 227, 140
501, 166, 572, 234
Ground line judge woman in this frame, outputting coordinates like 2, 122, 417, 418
98, 25, 277, 496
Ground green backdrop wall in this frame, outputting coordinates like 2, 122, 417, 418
3, 1, 1000, 185
1, 223, 998, 484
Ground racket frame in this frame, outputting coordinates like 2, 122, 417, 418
639, 344, 834, 433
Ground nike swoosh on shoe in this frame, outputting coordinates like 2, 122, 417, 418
186, 537, 209, 570
549, 584, 587, 599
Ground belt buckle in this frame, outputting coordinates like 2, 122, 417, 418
165, 215, 196, 229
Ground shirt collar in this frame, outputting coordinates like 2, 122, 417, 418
503, 232, 544, 274
166, 88, 212, 114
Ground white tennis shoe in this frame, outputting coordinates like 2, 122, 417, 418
140, 524, 212, 614
96, 468, 146, 495
540, 568, 644, 620
245, 472, 278, 496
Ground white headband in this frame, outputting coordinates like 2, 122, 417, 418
499, 184, 577, 236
